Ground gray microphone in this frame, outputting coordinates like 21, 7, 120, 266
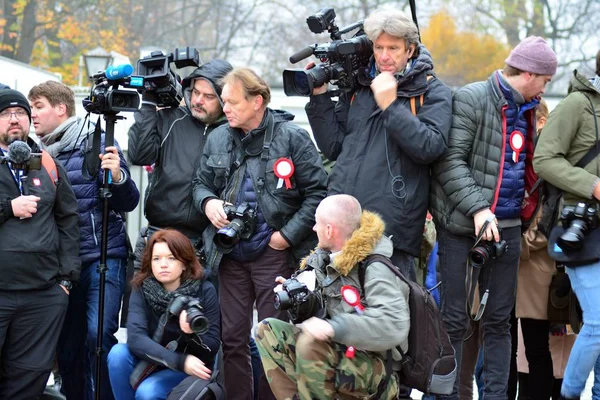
7, 141, 32, 196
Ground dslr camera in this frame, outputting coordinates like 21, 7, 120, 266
469, 236, 508, 267
137, 47, 201, 108
214, 202, 257, 253
274, 277, 322, 323
283, 7, 372, 97
558, 202, 599, 251
167, 295, 209, 335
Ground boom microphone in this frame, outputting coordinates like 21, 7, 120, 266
7, 141, 31, 165
105, 64, 134, 80
289, 46, 316, 64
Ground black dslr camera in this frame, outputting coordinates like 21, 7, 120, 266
168, 295, 209, 335
137, 47, 201, 108
469, 237, 508, 267
558, 202, 599, 251
274, 277, 322, 323
283, 7, 372, 97
214, 202, 258, 253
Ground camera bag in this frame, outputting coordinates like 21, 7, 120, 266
167, 346, 225, 400
359, 255, 456, 395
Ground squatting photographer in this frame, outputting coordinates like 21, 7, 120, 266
255, 195, 410, 400
533, 49, 600, 400
107, 229, 220, 400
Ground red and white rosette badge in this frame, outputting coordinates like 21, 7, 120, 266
274, 158, 295, 190
509, 131, 525, 163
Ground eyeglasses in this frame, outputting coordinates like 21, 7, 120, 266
0, 110, 28, 120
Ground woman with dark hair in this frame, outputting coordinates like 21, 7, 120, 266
108, 229, 220, 400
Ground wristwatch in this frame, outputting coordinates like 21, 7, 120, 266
59, 280, 73, 291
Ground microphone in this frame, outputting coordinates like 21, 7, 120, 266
7, 141, 31, 166
105, 64, 134, 80
289, 46, 316, 64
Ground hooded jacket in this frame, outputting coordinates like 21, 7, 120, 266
305, 45, 452, 257
534, 70, 600, 205
301, 211, 410, 367
193, 108, 328, 275
128, 59, 233, 239
40, 116, 139, 264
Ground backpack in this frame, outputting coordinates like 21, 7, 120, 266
359, 254, 456, 395
41, 151, 59, 188
167, 346, 226, 400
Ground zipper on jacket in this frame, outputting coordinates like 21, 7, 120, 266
91, 213, 99, 246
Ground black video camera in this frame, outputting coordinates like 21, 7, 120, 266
83, 65, 142, 115
283, 7, 372, 97
469, 237, 508, 267
167, 295, 209, 335
274, 277, 322, 323
214, 202, 258, 253
558, 202, 599, 251
137, 47, 201, 108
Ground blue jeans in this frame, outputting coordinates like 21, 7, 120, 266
593, 355, 600, 400
561, 261, 600, 398
437, 226, 521, 400
57, 258, 127, 400
108, 344, 188, 400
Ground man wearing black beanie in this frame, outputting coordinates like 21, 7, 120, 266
0, 89, 80, 399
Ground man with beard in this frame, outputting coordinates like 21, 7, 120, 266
0, 89, 80, 399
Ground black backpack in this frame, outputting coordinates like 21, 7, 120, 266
359, 255, 456, 395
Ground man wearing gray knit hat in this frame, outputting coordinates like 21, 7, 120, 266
430, 36, 557, 400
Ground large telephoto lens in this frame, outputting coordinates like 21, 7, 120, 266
214, 218, 245, 253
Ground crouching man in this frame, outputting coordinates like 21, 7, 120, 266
255, 194, 410, 400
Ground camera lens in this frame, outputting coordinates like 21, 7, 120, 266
274, 291, 291, 310
468, 245, 490, 267
186, 307, 209, 335
558, 220, 586, 251
214, 218, 245, 253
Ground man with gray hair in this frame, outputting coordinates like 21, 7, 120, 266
305, 7, 452, 286
256, 194, 410, 400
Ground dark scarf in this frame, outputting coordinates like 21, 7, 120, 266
142, 278, 202, 316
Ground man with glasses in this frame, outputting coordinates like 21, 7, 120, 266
0, 89, 80, 398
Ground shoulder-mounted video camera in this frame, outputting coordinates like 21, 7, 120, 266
283, 7, 373, 97
137, 47, 202, 108
83, 64, 142, 115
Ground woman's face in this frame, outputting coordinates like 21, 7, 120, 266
151, 242, 185, 291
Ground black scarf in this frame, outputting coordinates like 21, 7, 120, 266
142, 278, 202, 316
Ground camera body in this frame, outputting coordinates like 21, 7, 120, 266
167, 295, 209, 335
274, 277, 321, 323
137, 47, 201, 108
558, 202, 599, 250
469, 239, 508, 267
283, 7, 372, 97
214, 202, 258, 253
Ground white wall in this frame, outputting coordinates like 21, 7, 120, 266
0, 56, 61, 94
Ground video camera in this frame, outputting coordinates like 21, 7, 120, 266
558, 202, 599, 251
283, 7, 373, 97
83, 64, 142, 115
214, 202, 258, 253
274, 277, 322, 323
137, 47, 202, 108
167, 295, 209, 335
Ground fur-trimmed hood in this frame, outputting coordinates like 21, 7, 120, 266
301, 210, 392, 276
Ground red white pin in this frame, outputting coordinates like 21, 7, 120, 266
274, 158, 294, 190
509, 131, 525, 163
33, 178, 41, 186
341, 285, 364, 359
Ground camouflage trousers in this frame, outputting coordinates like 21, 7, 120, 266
255, 318, 399, 400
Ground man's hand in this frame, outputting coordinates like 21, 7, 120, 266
473, 208, 500, 242
593, 180, 600, 201
184, 355, 212, 380
99, 146, 122, 183
268, 231, 290, 250
371, 72, 398, 111
179, 310, 193, 334
59, 285, 70, 295
11, 195, 40, 218
205, 199, 229, 229
300, 317, 334, 341
273, 276, 287, 293
305, 62, 328, 95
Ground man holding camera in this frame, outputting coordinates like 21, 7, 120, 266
429, 37, 557, 399
128, 59, 233, 263
0, 89, 80, 398
304, 7, 452, 282
193, 67, 328, 400
533, 50, 600, 400
255, 194, 409, 400
28, 81, 140, 400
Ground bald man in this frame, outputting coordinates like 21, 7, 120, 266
255, 195, 410, 400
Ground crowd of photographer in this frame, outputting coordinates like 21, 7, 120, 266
2, 3, 600, 400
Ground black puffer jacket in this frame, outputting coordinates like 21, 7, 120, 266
192, 109, 328, 274
305, 46, 452, 257
128, 60, 233, 240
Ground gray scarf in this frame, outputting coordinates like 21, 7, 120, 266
592, 75, 600, 93
142, 277, 202, 316
39, 116, 88, 157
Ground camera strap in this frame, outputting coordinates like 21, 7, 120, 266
465, 217, 493, 323
82, 115, 102, 181
256, 113, 275, 195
